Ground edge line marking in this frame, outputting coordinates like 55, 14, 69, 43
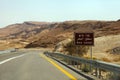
40, 53, 77, 80
0, 54, 26, 64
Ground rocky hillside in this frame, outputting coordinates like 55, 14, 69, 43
0, 21, 51, 50
0, 21, 50, 40
0, 20, 120, 50
25, 20, 120, 48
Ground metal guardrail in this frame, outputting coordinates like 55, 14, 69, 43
44, 52, 120, 80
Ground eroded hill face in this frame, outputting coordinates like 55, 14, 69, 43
0, 21, 50, 39
0, 21, 51, 50
25, 20, 120, 48
0, 20, 120, 50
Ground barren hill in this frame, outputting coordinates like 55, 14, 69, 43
25, 20, 120, 48
0, 20, 120, 50
0, 21, 51, 50
0, 21, 50, 39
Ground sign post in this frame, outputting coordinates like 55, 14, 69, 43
74, 32, 94, 71
90, 47, 92, 61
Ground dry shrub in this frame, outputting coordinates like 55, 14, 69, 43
107, 73, 120, 80
64, 39, 89, 57
83, 55, 97, 60
102, 57, 111, 62
113, 56, 120, 62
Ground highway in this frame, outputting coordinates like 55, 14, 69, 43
0, 50, 88, 80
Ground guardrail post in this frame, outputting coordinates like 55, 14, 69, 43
77, 60, 79, 69
90, 47, 93, 72
80, 63, 82, 70
65, 57, 67, 63
72, 60, 74, 66
99, 69, 101, 79
95, 68, 98, 77
66, 57, 68, 64
68, 58, 70, 65
69, 59, 71, 65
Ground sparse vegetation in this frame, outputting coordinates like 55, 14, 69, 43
107, 73, 120, 80
102, 57, 111, 62
83, 55, 97, 60
63, 39, 89, 57
82, 64, 91, 73
113, 56, 120, 62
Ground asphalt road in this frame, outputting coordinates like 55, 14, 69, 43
0, 50, 87, 80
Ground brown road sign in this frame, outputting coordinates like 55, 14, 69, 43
74, 33, 94, 46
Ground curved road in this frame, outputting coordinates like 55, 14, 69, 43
0, 50, 87, 80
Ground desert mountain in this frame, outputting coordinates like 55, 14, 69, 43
0, 21, 50, 39
25, 20, 120, 48
0, 21, 51, 50
0, 20, 120, 50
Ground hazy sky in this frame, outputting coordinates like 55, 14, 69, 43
0, 0, 120, 28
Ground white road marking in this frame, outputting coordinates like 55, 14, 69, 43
0, 54, 26, 65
